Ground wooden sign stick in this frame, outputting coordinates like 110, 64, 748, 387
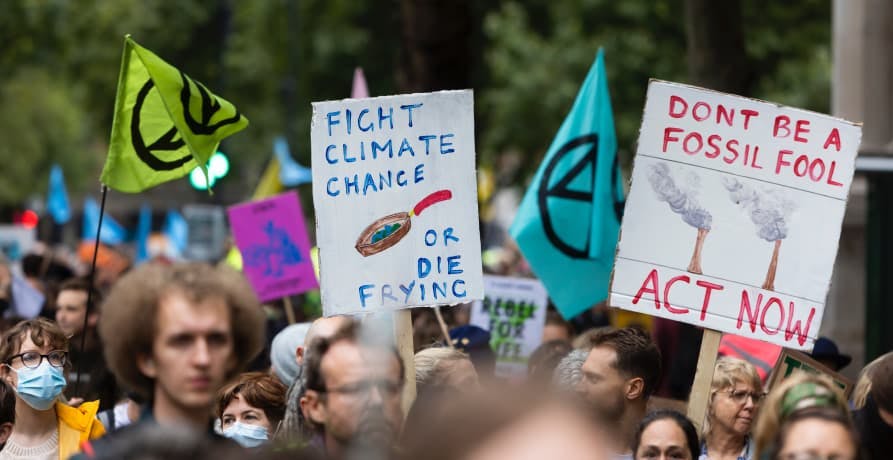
282, 296, 297, 324
686, 329, 722, 433
393, 309, 417, 416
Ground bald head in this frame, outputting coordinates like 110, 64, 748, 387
296, 315, 350, 366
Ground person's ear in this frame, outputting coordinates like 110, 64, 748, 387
625, 377, 645, 400
0, 422, 12, 444
301, 390, 326, 425
136, 354, 157, 379
1, 365, 15, 388
295, 346, 305, 366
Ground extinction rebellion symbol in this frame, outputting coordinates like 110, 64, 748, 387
130, 72, 243, 171
536, 134, 625, 259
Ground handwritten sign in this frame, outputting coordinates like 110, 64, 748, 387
610, 80, 862, 350
767, 349, 853, 398
227, 191, 318, 302
0, 226, 35, 263
310, 90, 483, 315
469, 275, 549, 378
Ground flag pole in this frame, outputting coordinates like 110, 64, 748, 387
74, 185, 108, 397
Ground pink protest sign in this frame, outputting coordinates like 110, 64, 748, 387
228, 191, 318, 301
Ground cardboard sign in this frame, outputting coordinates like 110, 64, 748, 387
469, 275, 549, 377
610, 80, 862, 350
227, 191, 318, 302
0, 226, 35, 263
767, 349, 854, 398
311, 90, 483, 315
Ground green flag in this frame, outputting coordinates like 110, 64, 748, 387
101, 36, 248, 193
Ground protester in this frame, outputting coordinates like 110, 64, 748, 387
0, 318, 105, 459
553, 348, 589, 392
753, 373, 850, 459
527, 339, 572, 385
852, 352, 893, 460
300, 319, 404, 459
269, 322, 311, 385
765, 407, 860, 460
851, 351, 891, 410
700, 357, 763, 460
414, 347, 479, 396
53, 278, 117, 411
277, 315, 350, 443
632, 410, 699, 460
81, 262, 264, 456
447, 325, 496, 379
216, 372, 286, 448
0, 380, 15, 450
543, 310, 574, 343
576, 327, 661, 459
96, 394, 141, 433
809, 337, 852, 372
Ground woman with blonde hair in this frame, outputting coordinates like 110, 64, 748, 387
752, 372, 850, 459
700, 357, 764, 460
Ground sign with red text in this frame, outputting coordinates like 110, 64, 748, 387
609, 80, 862, 350
310, 90, 484, 315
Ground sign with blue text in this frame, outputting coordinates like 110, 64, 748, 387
311, 90, 484, 315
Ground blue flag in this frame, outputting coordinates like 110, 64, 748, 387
163, 209, 189, 256
509, 49, 625, 319
135, 205, 152, 264
274, 136, 312, 186
47, 164, 71, 224
82, 197, 127, 245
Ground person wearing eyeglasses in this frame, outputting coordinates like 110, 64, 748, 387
300, 319, 405, 460
216, 372, 286, 448
700, 357, 764, 460
0, 318, 105, 459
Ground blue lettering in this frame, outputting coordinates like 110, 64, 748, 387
378, 106, 394, 130
440, 133, 455, 154
398, 138, 415, 157
345, 109, 353, 135
452, 279, 467, 297
372, 139, 392, 159
432, 282, 447, 299
378, 171, 392, 189
362, 173, 378, 195
326, 111, 340, 136
400, 103, 423, 127
419, 283, 426, 301
358, 109, 373, 132
344, 175, 359, 195
381, 284, 398, 304
424, 229, 437, 246
418, 257, 432, 278
396, 170, 407, 186
399, 281, 416, 303
359, 284, 374, 308
444, 227, 460, 245
359, 141, 366, 161
418, 135, 436, 155
414, 163, 425, 183
325, 145, 338, 165
342, 144, 357, 163
447, 255, 463, 275
326, 177, 340, 197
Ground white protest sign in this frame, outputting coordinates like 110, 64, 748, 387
610, 80, 862, 350
311, 90, 483, 315
469, 275, 548, 378
0, 226, 36, 263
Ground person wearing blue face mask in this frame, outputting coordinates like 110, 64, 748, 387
216, 372, 286, 448
0, 318, 105, 459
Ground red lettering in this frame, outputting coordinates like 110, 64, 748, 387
823, 128, 842, 151
692, 102, 711, 122
785, 305, 816, 346
716, 105, 734, 127
750, 146, 763, 169
706, 135, 721, 159
794, 119, 811, 143
663, 127, 683, 152
808, 158, 826, 182
738, 290, 761, 333
663, 275, 691, 315
759, 297, 785, 335
696, 280, 723, 321
773, 115, 791, 138
632, 269, 660, 310
827, 161, 843, 187
724, 140, 740, 164
683, 132, 704, 155
741, 109, 759, 130
669, 95, 688, 118
793, 155, 809, 177
776, 149, 793, 174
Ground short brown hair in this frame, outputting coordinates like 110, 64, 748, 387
99, 262, 265, 399
0, 379, 15, 425
57, 277, 104, 313
587, 327, 661, 398
0, 318, 69, 365
217, 372, 288, 427
870, 353, 893, 412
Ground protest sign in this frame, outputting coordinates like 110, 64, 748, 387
610, 80, 862, 351
767, 349, 854, 398
227, 191, 318, 302
310, 90, 483, 315
469, 275, 549, 378
0, 226, 35, 263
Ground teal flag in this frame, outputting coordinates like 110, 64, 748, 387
509, 49, 624, 319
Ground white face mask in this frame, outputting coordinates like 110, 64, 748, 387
222, 421, 269, 448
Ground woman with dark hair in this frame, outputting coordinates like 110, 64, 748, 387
216, 372, 287, 448
633, 410, 700, 460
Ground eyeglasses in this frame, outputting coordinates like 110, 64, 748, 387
723, 389, 766, 404
7, 350, 67, 369
325, 380, 403, 400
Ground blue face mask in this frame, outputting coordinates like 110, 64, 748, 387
9, 361, 66, 410
222, 421, 269, 448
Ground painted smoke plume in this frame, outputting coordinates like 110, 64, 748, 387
648, 163, 712, 274
722, 177, 796, 291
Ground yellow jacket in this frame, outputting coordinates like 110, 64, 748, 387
56, 401, 105, 460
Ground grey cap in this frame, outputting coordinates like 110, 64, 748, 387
270, 322, 312, 384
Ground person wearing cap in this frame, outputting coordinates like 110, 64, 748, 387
269, 322, 311, 385
447, 325, 496, 379
809, 336, 852, 372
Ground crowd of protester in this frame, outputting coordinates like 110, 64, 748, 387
0, 252, 890, 460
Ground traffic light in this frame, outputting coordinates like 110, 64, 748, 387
189, 151, 230, 190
